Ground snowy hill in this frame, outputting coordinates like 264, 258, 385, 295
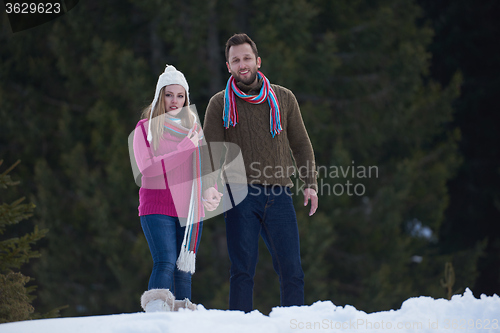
1, 289, 498, 333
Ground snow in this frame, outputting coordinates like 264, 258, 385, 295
1, 288, 499, 333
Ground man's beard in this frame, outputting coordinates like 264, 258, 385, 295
233, 69, 259, 86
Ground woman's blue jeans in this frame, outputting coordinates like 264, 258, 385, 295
224, 184, 305, 312
140, 214, 203, 300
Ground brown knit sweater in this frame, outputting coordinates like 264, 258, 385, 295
202, 78, 318, 191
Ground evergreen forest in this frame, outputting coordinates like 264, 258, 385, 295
1, 0, 498, 319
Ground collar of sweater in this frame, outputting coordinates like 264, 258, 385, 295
236, 77, 264, 95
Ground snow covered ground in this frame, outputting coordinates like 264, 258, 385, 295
1, 288, 499, 333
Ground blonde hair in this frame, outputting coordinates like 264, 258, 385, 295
141, 86, 195, 150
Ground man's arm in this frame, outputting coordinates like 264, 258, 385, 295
286, 90, 318, 191
201, 92, 226, 210
285, 90, 319, 216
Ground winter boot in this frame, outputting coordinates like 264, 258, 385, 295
173, 298, 197, 311
141, 289, 175, 312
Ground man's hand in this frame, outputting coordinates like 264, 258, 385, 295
203, 186, 223, 211
304, 188, 318, 216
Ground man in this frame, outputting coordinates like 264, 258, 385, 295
202, 33, 318, 313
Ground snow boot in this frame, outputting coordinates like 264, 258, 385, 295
141, 289, 175, 312
173, 298, 197, 311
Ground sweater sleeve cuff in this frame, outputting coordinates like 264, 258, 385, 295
304, 176, 318, 193
202, 175, 217, 193
178, 136, 196, 151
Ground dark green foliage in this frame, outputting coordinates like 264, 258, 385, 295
417, 0, 500, 298
0, 0, 489, 316
0, 272, 33, 323
0, 160, 47, 323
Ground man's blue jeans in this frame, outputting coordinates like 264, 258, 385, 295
140, 214, 202, 300
224, 184, 305, 312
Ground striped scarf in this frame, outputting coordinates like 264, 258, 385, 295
163, 116, 203, 274
223, 71, 282, 137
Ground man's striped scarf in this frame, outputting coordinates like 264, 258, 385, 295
163, 117, 203, 274
223, 71, 282, 137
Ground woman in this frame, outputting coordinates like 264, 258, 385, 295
133, 65, 203, 312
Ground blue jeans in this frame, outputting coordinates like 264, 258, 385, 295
224, 184, 305, 312
140, 214, 203, 300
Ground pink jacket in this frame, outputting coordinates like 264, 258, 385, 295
133, 119, 198, 217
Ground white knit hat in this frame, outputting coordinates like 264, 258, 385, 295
147, 65, 190, 142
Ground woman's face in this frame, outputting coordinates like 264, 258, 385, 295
163, 84, 186, 116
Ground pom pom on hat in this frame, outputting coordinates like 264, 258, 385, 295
147, 65, 190, 142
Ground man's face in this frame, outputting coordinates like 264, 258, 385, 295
226, 43, 261, 86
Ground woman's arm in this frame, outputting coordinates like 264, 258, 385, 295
133, 121, 196, 178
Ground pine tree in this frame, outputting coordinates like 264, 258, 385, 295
0, 160, 47, 323
418, 0, 500, 298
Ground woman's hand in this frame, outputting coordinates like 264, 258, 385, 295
189, 131, 199, 147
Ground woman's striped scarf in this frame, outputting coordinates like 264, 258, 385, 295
223, 71, 282, 137
163, 116, 203, 274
